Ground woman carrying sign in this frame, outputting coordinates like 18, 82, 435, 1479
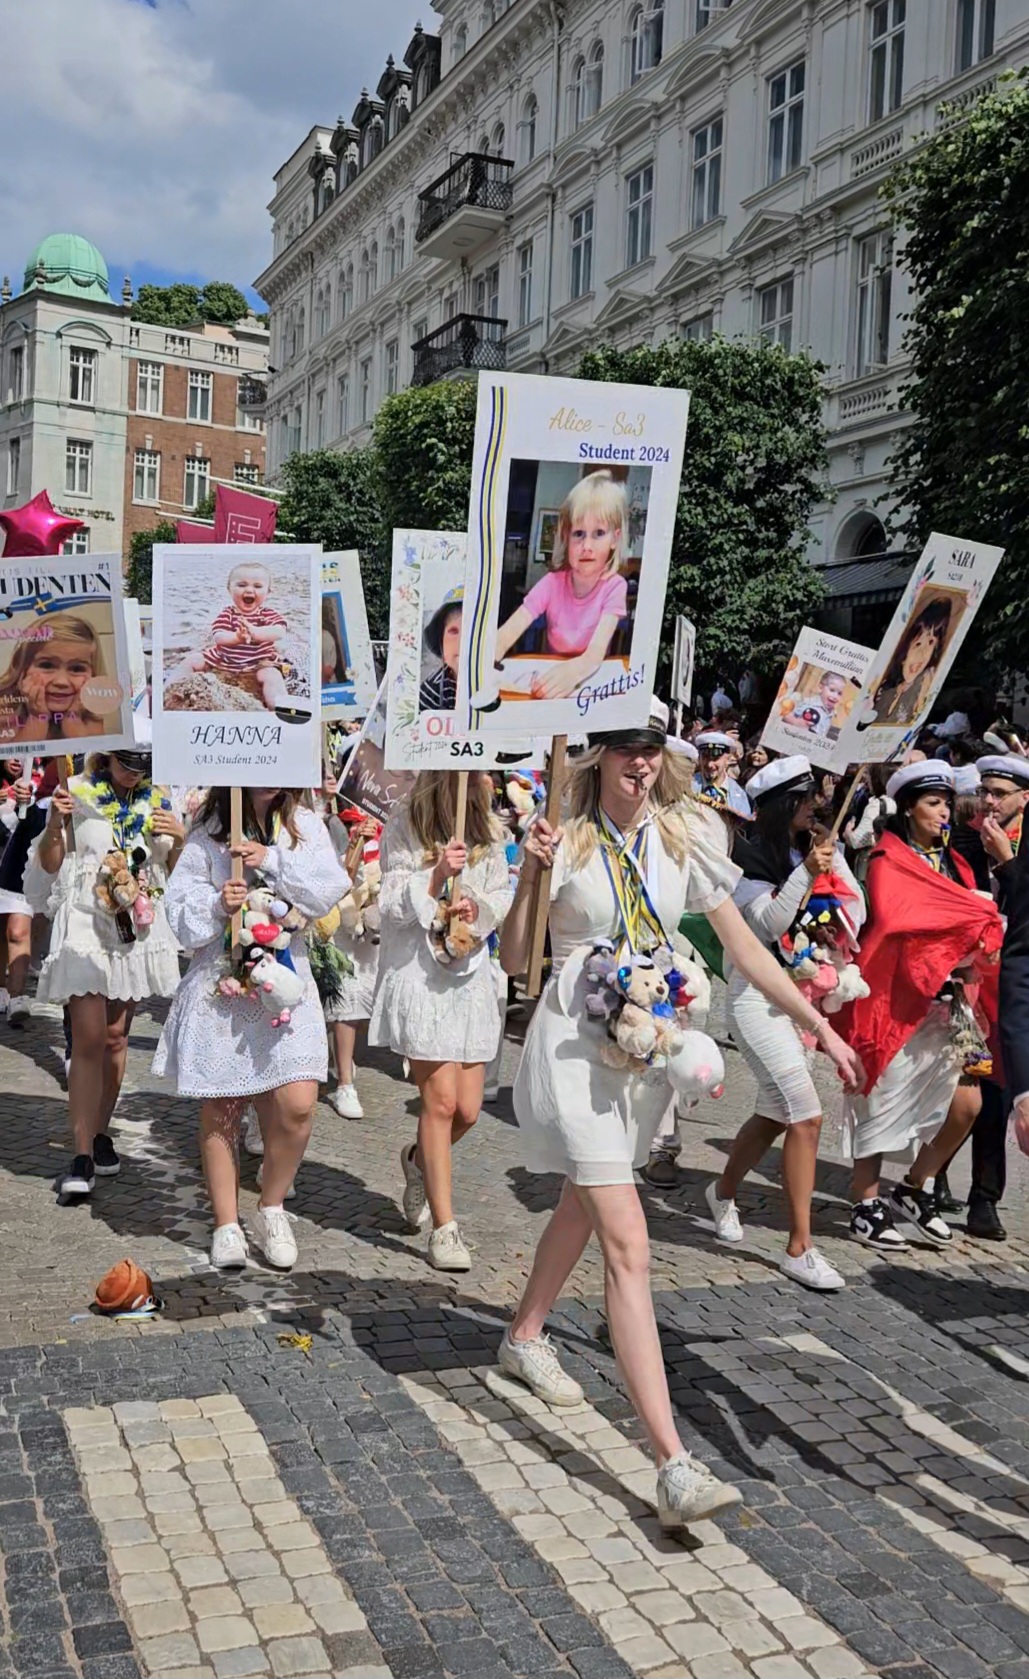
370, 771, 512, 1273
498, 703, 863, 1530
27, 747, 184, 1202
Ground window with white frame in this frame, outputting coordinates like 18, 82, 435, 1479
289, 408, 302, 454
183, 455, 211, 509
62, 530, 90, 555
475, 264, 500, 321
695, 0, 733, 30
570, 205, 594, 300
757, 277, 794, 351
626, 163, 654, 267
136, 360, 163, 415
340, 264, 354, 321
239, 407, 264, 432
521, 93, 538, 162
412, 317, 428, 345
691, 117, 723, 229
133, 449, 160, 503
956, 0, 995, 70
681, 312, 714, 342
517, 241, 534, 327
395, 218, 405, 275
767, 61, 805, 184
188, 369, 213, 423
337, 372, 350, 435
630, 0, 663, 83
360, 357, 372, 424
384, 229, 397, 284
65, 439, 92, 495
7, 437, 20, 496
68, 347, 97, 406
315, 285, 331, 336
234, 463, 261, 485
454, 22, 468, 59
314, 388, 326, 448
869, 0, 905, 121
385, 339, 399, 396
8, 346, 24, 403
575, 43, 604, 126
855, 231, 893, 375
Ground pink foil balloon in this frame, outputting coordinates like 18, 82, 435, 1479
0, 491, 86, 558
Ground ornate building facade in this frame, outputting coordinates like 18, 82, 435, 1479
255, 0, 1029, 579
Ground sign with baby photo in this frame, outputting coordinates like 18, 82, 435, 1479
0, 553, 134, 755
761, 627, 874, 773
384, 529, 546, 771
151, 543, 322, 788
461, 371, 691, 736
321, 551, 377, 720
836, 531, 1005, 767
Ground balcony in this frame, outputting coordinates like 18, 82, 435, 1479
411, 315, 507, 388
415, 151, 513, 262
237, 375, 268, 409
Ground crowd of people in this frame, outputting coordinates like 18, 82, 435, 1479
1, 678, 1028, 1531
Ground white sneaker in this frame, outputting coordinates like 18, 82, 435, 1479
427, 1220, 471, 1272
401, 1143, 430, 1229
657, 1453, 742, 1530
705, 1180, 743, 1243
7, 994, 30, 1028
256, 1161, 295, 1201
242, 1107, 263, 1155
250, 1205, 298, 1270
210, 1223, 248, 1270
0, 988, 9, 1017
329, 1083, 364, 1119
498, 1329, 583, 1407
780, 1247, 845, 1292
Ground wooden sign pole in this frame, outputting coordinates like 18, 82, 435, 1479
452, 770, 469, 900
797, 764, 867, 916
525, 735, 567, 999
57, 756, 75, 855
230, 785, 244, 956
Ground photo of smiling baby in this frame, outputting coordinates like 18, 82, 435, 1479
161, 550, 313, 717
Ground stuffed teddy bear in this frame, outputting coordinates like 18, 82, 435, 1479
601, 957, 683, 1069
95, 850, 138, 915
429, 899, 479, 965
247, 950, 305, 1028
821, 962, 870, 1013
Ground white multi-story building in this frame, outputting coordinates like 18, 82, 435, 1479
255, 0, 1026, 604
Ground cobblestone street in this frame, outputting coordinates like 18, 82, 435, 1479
6, 993, 1029, 1679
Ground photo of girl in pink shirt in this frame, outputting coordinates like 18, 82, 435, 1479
493, 471, 629, 701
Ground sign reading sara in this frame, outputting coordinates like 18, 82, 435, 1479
837, 531, 1005, 766
0, 554, 133, 756
321, 551, 377, 720
762, 626, 874, 774
152, 543, 322, 789
384, 529, 545, 771
463, 372, 690, 736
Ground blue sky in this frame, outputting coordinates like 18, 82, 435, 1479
1, 0, 434, 310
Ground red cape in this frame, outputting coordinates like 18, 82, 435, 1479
835, 830, 1003, 1094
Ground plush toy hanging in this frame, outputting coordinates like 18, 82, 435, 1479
582, 940, 714, 1073
95, 842, 160, 945
215, 881, 309, 1028
779, 871, 869, 1045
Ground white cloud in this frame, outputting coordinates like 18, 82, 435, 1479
0, 0, 435, 295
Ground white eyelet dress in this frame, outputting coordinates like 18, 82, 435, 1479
514, 803, 740, 1185
24, 778, 182, 1005
368, 807, 513, 1065
322, 815, 379, 1024
153, 807, 350, 1099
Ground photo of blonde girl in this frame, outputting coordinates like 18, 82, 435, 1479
0, 615, 113, 745
492, 470, 629, 702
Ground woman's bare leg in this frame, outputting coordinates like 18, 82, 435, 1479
781, 1116, 821, 1256
332, 1021, 357, 1086
67, 994, 108, 1156
852, 1154, 883, 1203
97, 1001, 135, 1132
5, 913, 30, 997
411, 1060, 483, 1228
199, 1099, 243, 1228
716, 1113, 783, 1200
255, 1079, 318, 1206
909, 1082, 982, 1188
511, 1181, 594, 1341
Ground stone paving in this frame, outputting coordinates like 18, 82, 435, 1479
5, 991, 1029, 1678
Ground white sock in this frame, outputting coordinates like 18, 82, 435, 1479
259, 1202, 284, 1215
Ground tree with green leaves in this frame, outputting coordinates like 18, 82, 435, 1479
131, 280, 249, 327
372, 381, 478, 534
577, 338, 827, 683
127, 518, 177, 603
883, 70, 1029, 677
276, 450, 389, 636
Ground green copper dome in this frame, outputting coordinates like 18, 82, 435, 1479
23, 234, 110, 301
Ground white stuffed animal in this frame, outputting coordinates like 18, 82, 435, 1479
248, 952, 305, 1028
666, 1030, 726, 1106
821, 962, 870, 1013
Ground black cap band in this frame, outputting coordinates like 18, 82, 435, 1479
112, 751, 151, 773
588, 726, 668, 751
751, 770, 816, 807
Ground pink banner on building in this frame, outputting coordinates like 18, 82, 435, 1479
214, 485, 277, 545
175, 520, 215, 543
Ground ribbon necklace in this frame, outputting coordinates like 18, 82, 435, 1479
595, 806, 667, 955
77, 774, 170, 853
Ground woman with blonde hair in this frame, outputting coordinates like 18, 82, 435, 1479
0, 615, 109, 743
370, 770, 512, 1271
499, 702, 862, 1530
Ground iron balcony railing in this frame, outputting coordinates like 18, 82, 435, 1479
411, 315, 507, 387
415, 151, 514, 243
237, 375, 268, 409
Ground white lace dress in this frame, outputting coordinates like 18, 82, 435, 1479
153, 807, 350, 1099
368, 807, 513, 1064
514, 805, 740, 1185
322, 816, 379, 1024
24, 779, 182, 1005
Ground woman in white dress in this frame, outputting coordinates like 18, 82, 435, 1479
370, 771, 512, 1272
323, 810, 380, 1119
0, 756, 47, 1026
498, 709, 862, 1531
707, 755, 865, 1292
28, 748, 184, 1201
155, 788, 350, 1272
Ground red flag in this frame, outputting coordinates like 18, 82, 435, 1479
175, 520, 215, 543
834, 830, 1003, 1094
214, 485, 277, 545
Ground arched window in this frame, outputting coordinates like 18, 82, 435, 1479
521, 93, 538, 162
315, 285, 331, 337
339, 263, 354, 321
586, 41, 604, 116
477, 132, 491, 156
360, 248, 371, 303
482, 0, 497, 28
384, 226, 396, 283
318, 176, 334, 215
630, 0, 663, 83
454, 22, 468, 60
837, 512, 888, 560
395, 216, 406, 273
295, 305, 306, 356
573, 56, 587, 127
491, 120, 506, 156
369, 240, 378, 294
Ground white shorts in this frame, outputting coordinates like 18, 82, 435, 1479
727, 971, 822, 1126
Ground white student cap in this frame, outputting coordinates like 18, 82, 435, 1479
746, 754, 816, 806
666, 736, 699, 762
977, 754, 1029, 790
696, 729, 733, 751
886, 760, 955, 801
952, 764, 980, 797
589, 696, 669, 751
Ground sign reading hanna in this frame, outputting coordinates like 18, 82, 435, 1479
151, 543, 322, 789
462, 372, 690, 737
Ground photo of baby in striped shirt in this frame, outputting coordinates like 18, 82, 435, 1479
168, 561, 293, 712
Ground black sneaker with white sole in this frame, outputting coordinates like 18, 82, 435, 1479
891, 1181, 953, 1245
849, 1197, 908, 1250
92, 1133, 121, 1177
54, 1155, 95, 1199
